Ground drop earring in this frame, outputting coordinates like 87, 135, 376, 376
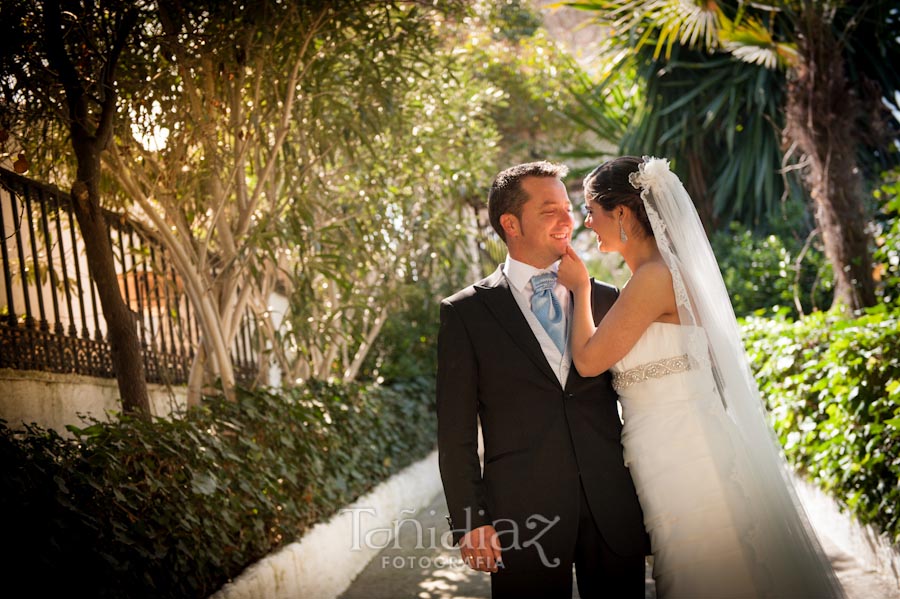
619, 218, 628, 242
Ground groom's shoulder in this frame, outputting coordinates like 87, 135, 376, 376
589, 278, 620, 313
590, 278, 620, 298
441, 276, 489, 306
441, 268, 502, 307
441, 284, 478, 307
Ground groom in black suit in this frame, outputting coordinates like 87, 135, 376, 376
437, 162, 649, 598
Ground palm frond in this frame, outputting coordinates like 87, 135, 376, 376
565, 0, 726, 58
723, 42, 779, 69
643, 0, 726, 59
720, 13, 797, 69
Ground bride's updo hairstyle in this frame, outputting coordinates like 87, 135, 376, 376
583, 156, 653, 238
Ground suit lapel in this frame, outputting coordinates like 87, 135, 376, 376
564, 289, 577, 392
475, 266, 559, 386
563, 280, 609, 391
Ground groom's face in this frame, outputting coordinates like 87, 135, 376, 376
509, 176, 573, 268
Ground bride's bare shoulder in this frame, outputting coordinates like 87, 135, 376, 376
623, 260, 676, 301
631, 259, 672, 283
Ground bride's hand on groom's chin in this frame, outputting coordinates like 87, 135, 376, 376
558, 245, 589, 293
459, 524, 503, 573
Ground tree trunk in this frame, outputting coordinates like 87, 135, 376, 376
44, 2, 150, 417
785, 5, 876, 311
186, 342, 207, 408
71, 161, 151, 417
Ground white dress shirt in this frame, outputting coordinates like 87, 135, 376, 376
502, 255, 572, 387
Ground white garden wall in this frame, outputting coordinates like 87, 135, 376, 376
0, 368, 186, 434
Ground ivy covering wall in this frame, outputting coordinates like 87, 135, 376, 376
743, 309, 900, 543
1, 378, 436, 598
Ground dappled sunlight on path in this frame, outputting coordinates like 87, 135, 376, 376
338, 491, 495, 599
339, 491, 655, 599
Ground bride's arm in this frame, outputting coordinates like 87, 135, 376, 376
558, 246, 676, 377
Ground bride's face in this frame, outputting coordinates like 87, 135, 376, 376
583, 200, 621, 253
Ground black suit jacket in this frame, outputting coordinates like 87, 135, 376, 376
436, 266, 649, 557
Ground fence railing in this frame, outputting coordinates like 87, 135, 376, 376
0, 168, 258, 385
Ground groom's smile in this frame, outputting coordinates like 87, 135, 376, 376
508, 176, 574, 269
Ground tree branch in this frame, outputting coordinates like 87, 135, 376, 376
42, 1, 89, 140
96, 7, 139, 148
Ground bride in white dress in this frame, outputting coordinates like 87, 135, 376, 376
556, 156, 844, 598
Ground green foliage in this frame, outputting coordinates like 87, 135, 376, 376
442, 1, 600, 278
565, 2, 801, 227
742, 309, 900, 542
270, 48, 499, 381
626, 47, 794, 228
360, 283, 443, 382
457, 1, 596, 168
874, 168, 900, 306
0, 378, 436, 598
1, 0, 497, 389
566, 0, 900, 230
489, 0, 542, 41
711, 222, 833, 318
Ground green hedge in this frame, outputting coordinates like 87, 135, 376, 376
742, 308, 900, 542
874, 168, 900, 306
710, 222, 833, 318
1, 377, 437, 598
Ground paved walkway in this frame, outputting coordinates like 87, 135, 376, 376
340, 491, 898, 599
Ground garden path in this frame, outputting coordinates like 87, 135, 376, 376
340, 491, 899, 599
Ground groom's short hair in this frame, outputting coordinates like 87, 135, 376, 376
488, 161, 569, 242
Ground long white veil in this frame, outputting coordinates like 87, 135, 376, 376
631, 157, 844, 597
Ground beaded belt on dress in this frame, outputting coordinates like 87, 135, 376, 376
612, 354, 691, 391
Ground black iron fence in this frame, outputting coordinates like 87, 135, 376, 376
0, 168, 258, 385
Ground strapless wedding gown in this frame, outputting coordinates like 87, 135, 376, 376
612, 322, 798, 598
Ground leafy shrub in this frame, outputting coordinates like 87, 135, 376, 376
742, 308, 900, 542
0, 377, 437, 598
711, 222, 833, 318
874, 168, 900, 305
361, 283, 443, 382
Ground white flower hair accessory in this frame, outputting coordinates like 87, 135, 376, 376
628, 156, 672, 194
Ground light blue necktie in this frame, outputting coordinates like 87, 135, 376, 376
530, 272, 566, 354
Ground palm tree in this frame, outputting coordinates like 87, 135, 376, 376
565, 25, 790, 231
570, 0, 900, 311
